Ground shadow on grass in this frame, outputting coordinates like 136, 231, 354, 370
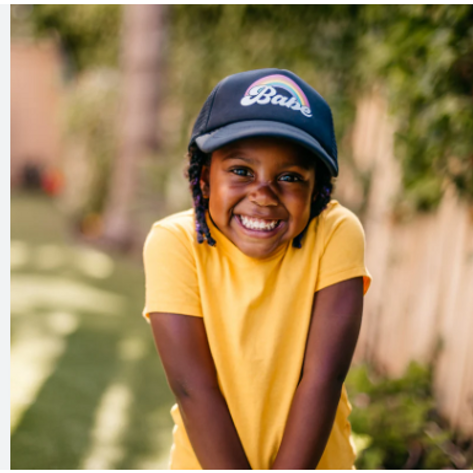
11, 315, 175, 470
11, 324, 119, 469
115, 348, 175, 470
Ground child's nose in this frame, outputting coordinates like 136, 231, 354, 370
248, 182, 279, 207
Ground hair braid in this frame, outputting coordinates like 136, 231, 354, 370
292, 160, 333, 248
186, 147, 216, 246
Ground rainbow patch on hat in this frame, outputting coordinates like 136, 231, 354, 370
244, 74, 310, 108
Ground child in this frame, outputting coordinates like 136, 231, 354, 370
143, 68, 371, 470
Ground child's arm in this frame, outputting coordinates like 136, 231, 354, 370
271, 277, 364, 470
149, 312, 251, 470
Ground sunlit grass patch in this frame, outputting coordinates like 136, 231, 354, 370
11, 238, 115, 279
35, 244, 67, 270
73, 247, 115, 279
11, 274, 127, 316
80, 381, 133, 469
10, 240, 30, 269
11, 322, 70, 432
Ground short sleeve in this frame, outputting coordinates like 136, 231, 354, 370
142, 224, 203, 321
314, 207, 372, 295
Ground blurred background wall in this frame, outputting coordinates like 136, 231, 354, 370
11, 4, 473, 469
11, 39, 62, 187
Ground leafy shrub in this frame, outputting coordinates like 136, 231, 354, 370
346, 362, 472, 469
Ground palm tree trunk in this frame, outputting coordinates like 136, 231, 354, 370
101, 4, 166, 251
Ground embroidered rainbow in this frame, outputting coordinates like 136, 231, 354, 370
244, 74, 310, 107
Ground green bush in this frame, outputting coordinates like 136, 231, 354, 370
346, 362, 471, 469
30, 4, 121, 72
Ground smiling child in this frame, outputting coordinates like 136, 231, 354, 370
143, 68, 371, 469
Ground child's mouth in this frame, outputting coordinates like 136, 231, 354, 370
236, 214, 282, 233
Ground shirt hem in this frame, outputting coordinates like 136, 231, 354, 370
143, 304, 203, 319
315, 267, 372, 295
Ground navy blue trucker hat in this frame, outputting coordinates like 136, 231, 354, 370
189, 68, 338, 176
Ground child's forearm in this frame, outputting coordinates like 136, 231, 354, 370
149, 313, 251, 469
271, 377, 342, 469
272, 278, 364, 469
177, 385, 252, 469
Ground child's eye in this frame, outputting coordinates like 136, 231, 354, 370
279, 174, 302, 182
231, 168, 252, 177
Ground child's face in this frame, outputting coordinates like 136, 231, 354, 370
200, 137, 316, 259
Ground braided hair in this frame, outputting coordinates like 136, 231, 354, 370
185, 144, 333, 249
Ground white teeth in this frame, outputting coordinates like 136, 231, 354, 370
239, 215, 279, 231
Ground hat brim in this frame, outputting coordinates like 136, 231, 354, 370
194, 120, 338, 177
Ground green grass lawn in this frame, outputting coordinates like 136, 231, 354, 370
11, 193, 174, 469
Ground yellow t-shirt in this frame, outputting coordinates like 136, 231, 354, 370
143, 200, 371, 470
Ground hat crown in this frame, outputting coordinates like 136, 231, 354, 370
190, 68, 338, 175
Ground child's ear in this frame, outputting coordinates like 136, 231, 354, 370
200, 166, 210, 199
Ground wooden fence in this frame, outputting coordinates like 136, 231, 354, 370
344, 92, 473, 437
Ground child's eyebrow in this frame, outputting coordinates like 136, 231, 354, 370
289, 160, 313, 171
280, 159, 314, 171
221, 153, 255, 164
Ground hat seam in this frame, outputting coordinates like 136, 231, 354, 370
326, 108, 338, 159
203, 81, 223, 132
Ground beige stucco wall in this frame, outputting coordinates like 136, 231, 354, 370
11, 40, 63, 185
